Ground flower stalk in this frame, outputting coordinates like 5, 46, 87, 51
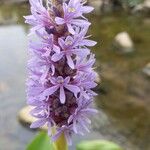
51, 126, 68, 150
53, 132, 68, 150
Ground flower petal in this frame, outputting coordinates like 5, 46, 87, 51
65, 84, 80, 97
81, 39, 97, 47
73, 120, 78, 133
66, 55, 74, 69
43, 85, 59, 97
51, 130, 62, 141
73, 48, 90, 58
67, 24, 75, 35
55, 17, 65, 25
65, 132, 72, 145
30, 119, 46, 128
60, 86, 66, 104
53, 45, 60, 53
82, 6, 94, 13
81, 108, 98, 114
52, 53, 64, 62
64, 76, 70, 84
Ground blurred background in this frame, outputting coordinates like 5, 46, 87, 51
0, 0, 149, 150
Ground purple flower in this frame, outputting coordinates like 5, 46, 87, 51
29, 32, 54, 57
55, 0, 94, 34
52, 35, 90, 69
51, 27, 97, 69
73, 72, 97, 99
24, 0, 54, 34
68, 97, 98, 135
25, 0, 98, 145
75, 54, 96, 73
28, 54, 55, 83
43, 76, 80, 104
27, 79, 45, 103
73, 26, 97, 47
30, 110, 55, 136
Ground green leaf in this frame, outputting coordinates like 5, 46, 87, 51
26, 131, 53, 150
77, 140, 123, 150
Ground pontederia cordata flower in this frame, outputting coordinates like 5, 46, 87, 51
25, 0, 98, 145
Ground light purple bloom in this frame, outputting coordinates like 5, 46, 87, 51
75, 54, 96, 73
51, 27, 97, 69
28, 55, 55, 83
55, 0, 93, 34
43, 76, 80, 104
27, 79, 46, 103
32, 31, 60, 57
24, 0, 54, 34
72, 72, 97, 100
52, 35, 90, 68
68, 97, 98, 135
25, 0, 98, 145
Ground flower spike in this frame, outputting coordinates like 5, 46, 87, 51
25, 0, 98, 145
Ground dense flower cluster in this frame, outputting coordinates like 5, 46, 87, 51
25, 0, 98, 144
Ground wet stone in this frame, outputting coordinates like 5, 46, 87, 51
143, 63, 150, 78
113, 32, 134, 53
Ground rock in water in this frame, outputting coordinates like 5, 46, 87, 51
18, 106, 47, 130
113, 32, 134, 53
144, 0, 150, 14
77, 140, 123, 150
132, 0, 150, 15
95, 72, 101, 84
143, 63, 150, 78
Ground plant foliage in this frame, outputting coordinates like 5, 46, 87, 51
26, 131, 53, 150
77, 140, 123, 150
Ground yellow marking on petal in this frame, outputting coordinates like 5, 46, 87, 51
68, 7, 76, 13
44, 36, 49, 39
57, 78, 64, 84
66, 40, 73, 45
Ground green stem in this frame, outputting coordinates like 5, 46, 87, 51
53, 133, 68, 150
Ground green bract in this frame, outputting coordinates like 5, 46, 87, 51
77, 140, 123, 150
